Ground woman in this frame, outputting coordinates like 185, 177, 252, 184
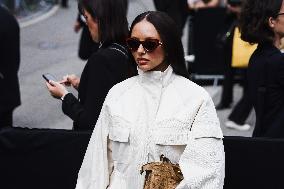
240, 0, 284, 137
46, 0, 131, 130
76, 11, 225, 189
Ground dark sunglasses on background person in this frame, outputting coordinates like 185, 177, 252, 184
80, 14, 87, 24
78, 4, 97, 24
78, 4, 88, 23
126, 38, 163, 52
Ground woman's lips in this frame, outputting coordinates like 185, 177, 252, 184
137, 58, 149, 65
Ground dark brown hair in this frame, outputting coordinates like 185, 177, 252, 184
240, 0, 282, 44
78, 0, 128, 44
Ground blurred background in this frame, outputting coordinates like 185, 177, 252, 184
0, 0, 254, 137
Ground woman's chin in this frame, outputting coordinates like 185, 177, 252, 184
138, 65, 151, 72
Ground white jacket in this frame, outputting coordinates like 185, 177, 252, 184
75, 66, 225, 189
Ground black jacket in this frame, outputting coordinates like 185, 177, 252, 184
248, 43, 284, 137
62, 43, 132, 130
0, 5, 21, 111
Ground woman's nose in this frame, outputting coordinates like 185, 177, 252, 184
137, 44, 146, 54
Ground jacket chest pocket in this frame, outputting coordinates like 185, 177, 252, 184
152, 127, 188, 163
153, 130, 188, 146
153, 119, 190, 146
109, 126, 131, 163
109, 126, 130, 142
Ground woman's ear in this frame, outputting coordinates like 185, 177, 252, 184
268, 17, 276, 28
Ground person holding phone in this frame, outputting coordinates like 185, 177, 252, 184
45, 0, 133, 130
75, 11, 224, 189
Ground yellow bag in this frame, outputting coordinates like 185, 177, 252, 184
231, 27, 257, 68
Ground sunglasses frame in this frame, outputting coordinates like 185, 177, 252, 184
126, 38, 163, 52
276, 12, 284, 17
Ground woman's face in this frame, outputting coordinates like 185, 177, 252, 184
83, 9, 99, 42
270, 1, 284, 40
129, 19, 168, 72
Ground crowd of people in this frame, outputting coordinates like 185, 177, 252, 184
1, 0, 284, 188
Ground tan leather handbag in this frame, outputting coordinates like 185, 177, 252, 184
140, 155, 184, 189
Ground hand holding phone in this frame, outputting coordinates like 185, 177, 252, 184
44, 73, 69, 99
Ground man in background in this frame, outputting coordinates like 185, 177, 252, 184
0, 4, 21, 128
61, 0, 68, 8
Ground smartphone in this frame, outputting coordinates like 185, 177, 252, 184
42, 73, 57, 82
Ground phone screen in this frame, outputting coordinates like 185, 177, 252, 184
42, 73, 57, 82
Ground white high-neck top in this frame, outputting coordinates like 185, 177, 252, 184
76, 66, 225, 189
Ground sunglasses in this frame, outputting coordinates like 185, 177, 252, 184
80, 14, 87, 24
276, 12, 284, 17
126, 38, 162, 52
78, 5, 97, 24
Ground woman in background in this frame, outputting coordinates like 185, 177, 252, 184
240, 0, 284, 137
46, 0, 131, 130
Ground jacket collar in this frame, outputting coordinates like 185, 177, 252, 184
137, 65, 174, 88
258, 42, 281, 56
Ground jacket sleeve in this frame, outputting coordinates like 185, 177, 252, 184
62, 54, 113, 130
75, 105, 111, 189
176, 94, 225, 189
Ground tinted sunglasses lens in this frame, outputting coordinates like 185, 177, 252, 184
143, 40, 159, 52
126, 39, 140, 51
